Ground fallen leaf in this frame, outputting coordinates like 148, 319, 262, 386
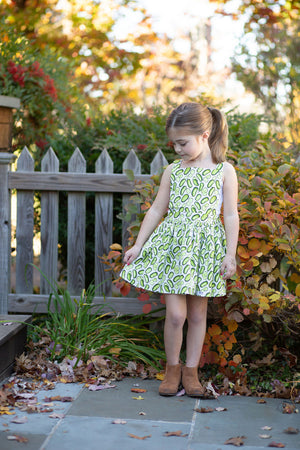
11, 416, 28, 424
49, 413, 65, 419
164, 430, 188, 437
131, 388, 147, 393
194, 407, 214, 413
7, 435, 28, 443
215, 407, 227, 412
0, 407, 15, 415
281, 402, 297, 414
283, 427, 299, 434
132, 396, 144, 400
259, 434, 271, 439
138, 411, 146, 415
156, 373, 164, 381
268, 442, 285, 448
176, 388, 185, 397
44, 396, 73, 402
261, 426, 272, 430
257, 399, 266, 404
128, 433, 151, 440
88, 384, 116, 391
111, 419, 127, 424
224, 436, 246, 446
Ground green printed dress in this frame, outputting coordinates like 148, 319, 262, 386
120, 160, 227, 297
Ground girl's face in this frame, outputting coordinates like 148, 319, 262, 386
167, 127, 209, 163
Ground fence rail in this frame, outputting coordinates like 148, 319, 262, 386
1, 146, 168, 315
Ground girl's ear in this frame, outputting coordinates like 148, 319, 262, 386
202, 131, 210, 140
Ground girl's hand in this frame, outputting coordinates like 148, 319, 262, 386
220, 254, 236, 280
123, 245, 141, 266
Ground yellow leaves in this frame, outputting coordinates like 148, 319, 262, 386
248, 238, 261, 250
290, 273, 300, 283
0, 407, 14, 415
238, 245, 250, 260
269, 292, 281, 302
110, 243, 122, 251
208, 324, 222, 336
222, 316, 238, 333
109, 347, 121, 355
156, 373, 164, 381
296, 284, 300, 297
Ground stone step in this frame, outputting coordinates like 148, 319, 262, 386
0, 314, 31, 381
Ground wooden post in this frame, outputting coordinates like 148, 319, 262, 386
0, 153, 17, 314
95, 149, 113, 296
122, 150, 141, 249
16, 147, 34, 294
68, 148, 86, 295
40, 148, 59, 293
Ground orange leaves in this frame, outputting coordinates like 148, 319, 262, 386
248, 238, 261, 250
120, 283, 131, 296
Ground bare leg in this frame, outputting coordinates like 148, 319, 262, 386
185, 295, 208, 367
164, 294, 187, 365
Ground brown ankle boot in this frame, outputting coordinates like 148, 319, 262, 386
158, 364, 181, 396
182, 366, 205, 397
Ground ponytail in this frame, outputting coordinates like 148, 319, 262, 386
166, 102, 228, 163
207, 107, 228, 163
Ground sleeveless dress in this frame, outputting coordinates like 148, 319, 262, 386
120, 160, 227, 297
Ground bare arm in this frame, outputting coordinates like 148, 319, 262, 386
221, 162, 239, 279
124, 164, 173, 265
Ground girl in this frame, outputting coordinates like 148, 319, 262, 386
120, 102, 239, 397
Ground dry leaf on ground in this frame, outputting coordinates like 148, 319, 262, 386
49, 413, 65, 419
44, 396, 73, 402
259, 434, 271, 439
132, 396, 144, 400
7, 435, 28, 443
88, 384, 116, 391
164, 430, 188, 437
11, 416, 28, 424
215, 407, 227, 412
257, 399, 267, 404
268, 442, 285, 448
194, 407, 214, 413
281, 402, 297, 414
111, 419, 127, 424
261, 426, 272, 430
283, 427, 299, 434
224, 436, 246, 446
128, 433, 151, 440
131, 388, 147, 393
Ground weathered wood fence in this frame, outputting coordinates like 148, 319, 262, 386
0, 146, 168, 315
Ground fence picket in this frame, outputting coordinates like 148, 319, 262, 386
122, 149, 141, 249
40, 148, 59, 294
150, 149, 168, 174
68, 147, 86, 295
95, 149, 113, 295
16, 147, 34, 294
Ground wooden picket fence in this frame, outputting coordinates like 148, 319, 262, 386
4, 146, 168, 315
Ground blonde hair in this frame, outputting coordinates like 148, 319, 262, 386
166, 102, 228, 163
